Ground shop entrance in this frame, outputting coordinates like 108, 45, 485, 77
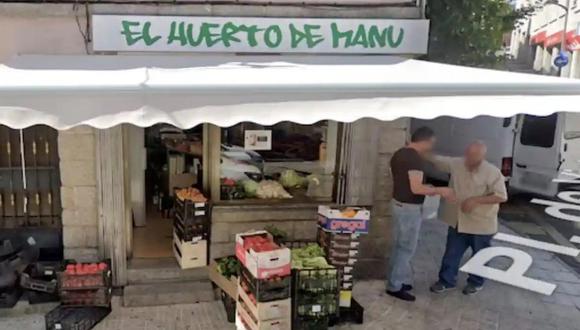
130, 124, 204, 259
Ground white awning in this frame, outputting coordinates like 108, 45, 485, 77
1, 55, 580, 129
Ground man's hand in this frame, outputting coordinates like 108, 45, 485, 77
436, 187, 456, 202
461, 197, 479, 213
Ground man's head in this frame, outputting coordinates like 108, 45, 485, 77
464, 140, 487, 170
409, 126, 436, 154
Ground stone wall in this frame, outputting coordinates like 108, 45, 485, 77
210, 204, 318, 260
58, 126, 99, 261
354, 118, 409, 279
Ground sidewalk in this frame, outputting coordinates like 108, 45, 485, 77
1, 219, 579, 330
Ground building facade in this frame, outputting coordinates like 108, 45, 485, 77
511, 0, 580, 77
0, 0, 425, 292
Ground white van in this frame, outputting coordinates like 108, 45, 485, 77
412, 113, 580, 197
510, 113, 580, 196
411, 116, 517, 181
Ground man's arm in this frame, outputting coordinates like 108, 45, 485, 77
408, 170, 454, 199
429, 155, 455, 174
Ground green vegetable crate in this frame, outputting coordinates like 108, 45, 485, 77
240, 264, 291, 302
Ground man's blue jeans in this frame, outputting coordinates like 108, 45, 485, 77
438, 226, 492, 288
386, 200, 422, 292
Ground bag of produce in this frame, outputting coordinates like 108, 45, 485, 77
256, 180, 292, 199
279, 170, 308, 188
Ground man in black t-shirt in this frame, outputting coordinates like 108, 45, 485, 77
386, 127, 454, 302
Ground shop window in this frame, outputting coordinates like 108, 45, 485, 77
520, 114, 558, 148
220, 121, 338, 202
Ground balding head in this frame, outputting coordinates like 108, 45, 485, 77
464, 141, 487, 170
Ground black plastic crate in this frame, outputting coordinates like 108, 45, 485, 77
173, 215, 209, 242
174, 198, 209, 222
60, 288, 112, 307
291, 267, 340, 294
239, 265, 291, 303
26, 290, 59, 304
294, 292, 338, 317
20, 273, 57, 293
0, 286, 21, 308
220, 290, 236, 323
45, 305, 111, 330
292, 316, 329, 330
328, 298, 364, 326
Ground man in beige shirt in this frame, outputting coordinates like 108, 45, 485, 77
429, 141, 508, 295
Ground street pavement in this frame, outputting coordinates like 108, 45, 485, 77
1, 218, 579, 330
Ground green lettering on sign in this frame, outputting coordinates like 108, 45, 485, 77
121, 21, 161, 46
289, 24, 324, 48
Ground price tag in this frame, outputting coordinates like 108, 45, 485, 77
312, 305, 321, 313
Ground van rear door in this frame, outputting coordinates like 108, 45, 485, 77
511, 113, 562, 196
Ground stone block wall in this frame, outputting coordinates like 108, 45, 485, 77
58, 126, 99, 262
210, 205, 318, 260
354, 118, 409, 279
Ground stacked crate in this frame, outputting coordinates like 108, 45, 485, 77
173, 198, 210, 269
235, 230, 292, 330
317, 206, 369, 308
57, 261, 112, 308
290, 260, 340, 330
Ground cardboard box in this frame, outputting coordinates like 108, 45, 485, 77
208, 257, 238, 299
235, 231, 291, 279
173, 233, 207, 269
238, 281, 291, 321
339, 290, 353, 308
169, 173, 197, 196
236, 302, 291, 330
317, 206, 370, 234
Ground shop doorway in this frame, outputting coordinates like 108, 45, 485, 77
130, 124, 204, 259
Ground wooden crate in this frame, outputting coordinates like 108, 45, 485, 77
238, 280, 291, 321
236, 299, 291, 330
173, 233, 207, 269
208, 258, 238, 299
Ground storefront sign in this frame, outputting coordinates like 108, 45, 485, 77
92, 15, 429, 54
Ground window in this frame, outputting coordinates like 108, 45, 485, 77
220, 121, 338, 202
520, 114, 558, 148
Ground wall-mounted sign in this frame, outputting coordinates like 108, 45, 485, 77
92, 15, 429, 54
244, 130, 272, 150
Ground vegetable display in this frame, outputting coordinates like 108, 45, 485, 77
256, 180, 292, 199
264, 225, 288, 243
175, 187, 207, 202
279, 170, 308, 188
240, 179, 259, 197
242, 234, 280, 252
216, 256, 241, 280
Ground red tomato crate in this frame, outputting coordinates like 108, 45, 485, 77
58, 261, 112, 290
235, 230, 291, 280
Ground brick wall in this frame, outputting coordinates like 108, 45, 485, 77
58, 126, 99, 261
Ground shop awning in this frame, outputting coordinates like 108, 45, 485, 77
1, 55, 580, 129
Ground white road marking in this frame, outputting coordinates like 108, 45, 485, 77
494, 232, 580, 257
